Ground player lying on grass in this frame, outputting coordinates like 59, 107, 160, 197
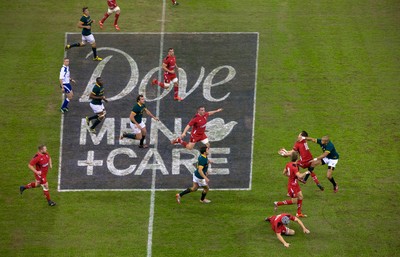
265, 213, 310, 248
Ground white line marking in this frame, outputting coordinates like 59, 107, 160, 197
66, 32, 259, 35
147, 1, 167, 257
249, 32, 260, 190
58, 187, 252, 192
57, 34, 68, 192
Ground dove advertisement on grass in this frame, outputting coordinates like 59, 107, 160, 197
59, 33, 258, 191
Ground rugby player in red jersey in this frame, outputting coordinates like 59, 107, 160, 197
152, 48, 183, 101
99, 0, 121, 31
265, 213, 310, 248
171, 106, 223, 150
19, 145, 56, 206
279, 131, 324, 191
274, 152, 309, 218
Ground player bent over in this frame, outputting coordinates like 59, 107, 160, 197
176, 146, 212, 204
19, 145, 56, 206
265, 213, 310, 248
274, 152, 309, 218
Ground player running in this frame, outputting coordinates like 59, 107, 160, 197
86, 77, 108, 133
273, 152, 310, 218
120, 94, 159, 148
171, 106, 223, 150
19, 145, 56, 206
99, 0, 121, 31
65, 7, 102, 61
151, 48, 182, 101
176, 146, 212, 204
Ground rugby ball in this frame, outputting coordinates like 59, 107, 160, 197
278, 148, 288, 156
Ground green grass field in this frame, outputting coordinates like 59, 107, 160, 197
1, 0, 399, 256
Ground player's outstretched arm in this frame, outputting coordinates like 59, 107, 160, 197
208, 108, 223, 116
145, 109, 159, 121
181, 124, 191, 138
294, 217, 310, 234
278, 148, 293, 157
276, 233, 290, 248
305, 137, 317, 143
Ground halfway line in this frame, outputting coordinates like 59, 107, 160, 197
147, 1, 167, 257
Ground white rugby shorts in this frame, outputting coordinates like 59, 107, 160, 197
192, 173, 208, 187
90, 103, 105, 114
107, 6, 120, 14
322, 157, 338, 168
130, 121, 146, 134
81, 34, 95, 44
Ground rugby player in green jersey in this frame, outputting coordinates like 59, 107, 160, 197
176, 146, 212, 204
65, 7, 102, 61
120, 95, 159, 148
306, 135, 340, 193
86, 77, 108, 133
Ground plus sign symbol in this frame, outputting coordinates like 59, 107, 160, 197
78, 151, 104, 175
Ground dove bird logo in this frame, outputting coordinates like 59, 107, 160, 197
206, 118, 238, 142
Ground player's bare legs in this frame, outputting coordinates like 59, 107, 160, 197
185, 142, 195, 150
65, 91, 74, 102
120, 127, 148, 148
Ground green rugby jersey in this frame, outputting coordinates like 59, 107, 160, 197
80, 15, 93, 36
194, 154, 209, 179
131, 103, 146, 123
317, 139, 339, 159
90, 83, 104, 105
